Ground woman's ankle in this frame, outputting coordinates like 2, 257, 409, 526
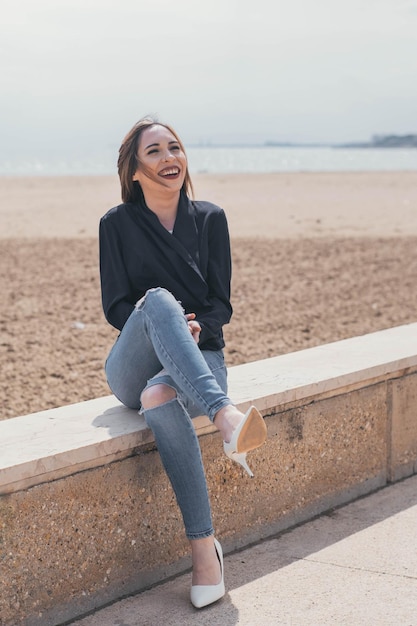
213, 405, 244, 443
190, 536, 221, 586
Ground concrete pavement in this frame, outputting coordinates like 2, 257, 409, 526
69, 474, 417, 626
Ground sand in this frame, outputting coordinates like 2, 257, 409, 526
1, 172, 417, 419
2, 171, 417, 240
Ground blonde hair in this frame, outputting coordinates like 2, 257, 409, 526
117, 116, 194, 203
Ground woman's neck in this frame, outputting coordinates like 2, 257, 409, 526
143, 189, 180, 231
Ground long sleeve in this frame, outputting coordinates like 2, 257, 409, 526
195, 209, 232, 346
99, 212, 135, 330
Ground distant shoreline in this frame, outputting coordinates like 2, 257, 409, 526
194, 134, 417, 149
261, 135, 417, 149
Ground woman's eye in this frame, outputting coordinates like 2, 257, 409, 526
147, 149, 158, 155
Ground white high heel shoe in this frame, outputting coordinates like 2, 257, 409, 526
223, 405, 267, 477
190, 538, 225, 608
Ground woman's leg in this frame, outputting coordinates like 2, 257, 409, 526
140, 347, 229, 538
104, 287, 249, 590
141, 386, 222, 587
142, 397, 213, 537
105, 288, 237, 535
105, 287, 232, 417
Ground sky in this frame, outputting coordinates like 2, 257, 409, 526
1, 0, 417, 166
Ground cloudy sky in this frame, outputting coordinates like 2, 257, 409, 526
2, 0, 417, 164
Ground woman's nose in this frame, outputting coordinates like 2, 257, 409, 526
162, 150, 175, 162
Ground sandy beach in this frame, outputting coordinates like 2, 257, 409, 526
2, 171, 417, 240
1, 172, 417, 419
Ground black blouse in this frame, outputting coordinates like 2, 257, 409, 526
99, 191, 232, 351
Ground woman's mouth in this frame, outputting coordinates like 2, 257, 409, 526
159, 167, 181, 179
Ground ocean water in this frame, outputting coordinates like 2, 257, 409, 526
1, 146, 417, 176
187, 146, 417, 174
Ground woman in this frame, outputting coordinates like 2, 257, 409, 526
99, 117, 267, 608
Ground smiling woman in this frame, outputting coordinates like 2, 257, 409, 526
117, 118, 194, 205
98, 116, 267, 609
130, 125, 189, 231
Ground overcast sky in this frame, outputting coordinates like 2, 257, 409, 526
2, 0, 417, 163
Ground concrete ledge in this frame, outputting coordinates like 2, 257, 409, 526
1, 323, 417, 626
2, 323, 417, 496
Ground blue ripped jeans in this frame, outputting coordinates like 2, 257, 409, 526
105, 287, 232, 539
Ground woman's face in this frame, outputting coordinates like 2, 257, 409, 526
132, 125, 187, 194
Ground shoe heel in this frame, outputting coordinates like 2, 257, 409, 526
229, 452, 254, 477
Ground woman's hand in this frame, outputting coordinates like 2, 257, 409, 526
185, 313, 201, 344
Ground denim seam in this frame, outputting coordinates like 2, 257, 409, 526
186, 528, 214, 540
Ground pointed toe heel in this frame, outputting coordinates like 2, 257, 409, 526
190, 538, 225, 609
223, 405, 267, 477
